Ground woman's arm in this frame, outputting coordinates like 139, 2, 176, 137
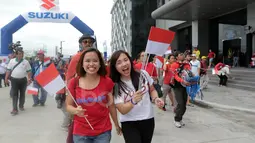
115, 102, 134, 115
108, 91, 120, 127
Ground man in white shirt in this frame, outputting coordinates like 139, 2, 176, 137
190, 54, 201, 76
0, 59, 7, 88
5, 49, 32, 115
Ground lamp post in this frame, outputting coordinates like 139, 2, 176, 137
60, 41, 65, 54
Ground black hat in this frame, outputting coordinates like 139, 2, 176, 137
78, 34, 95, 43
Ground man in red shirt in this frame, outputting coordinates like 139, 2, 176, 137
66, 34, 96, 84
208, 49, 215, 68
171, 52, 190, 128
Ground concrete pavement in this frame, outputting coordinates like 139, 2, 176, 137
195, 84, 255, 113
0, 87, 255, 143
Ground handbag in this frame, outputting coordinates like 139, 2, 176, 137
66, 77, 79, 143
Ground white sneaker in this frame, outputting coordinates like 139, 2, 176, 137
174, 121, 182, 128
180, 120, 185, 126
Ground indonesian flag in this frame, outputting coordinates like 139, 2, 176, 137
44, 57, 51, 66
27, 86, 38, 95
155, 56, 164, 68
165, 46, 172, 55
35, 63, 66, 95
145, 27, 175, 56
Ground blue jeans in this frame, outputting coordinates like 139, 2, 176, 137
32, 82, 47, 104
73, 130, 111, 143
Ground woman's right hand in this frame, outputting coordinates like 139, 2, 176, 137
132, 90, 144, 104
74, 106, 86, 117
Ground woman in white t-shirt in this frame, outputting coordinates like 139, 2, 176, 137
109, 50, 164, 143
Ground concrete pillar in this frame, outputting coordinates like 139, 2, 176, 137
192, 21, 198, 48
248, 2, 255, 53
192, 20, 210, 57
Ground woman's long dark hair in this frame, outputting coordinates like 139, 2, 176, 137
110, 50, 140, 97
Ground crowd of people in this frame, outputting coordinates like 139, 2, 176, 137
2, 32, 239, 143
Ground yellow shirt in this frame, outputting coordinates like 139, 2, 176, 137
193, 50, 200, 59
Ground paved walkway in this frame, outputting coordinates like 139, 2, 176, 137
200, 84, 255, 110
0, 87, 255, 143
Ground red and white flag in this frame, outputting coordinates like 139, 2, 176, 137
165, 46, 172, 55
145, 27, 175, 56
44, 57, 51, 66
35, 63, 66, 95
155, 56, 164, 68
27, 86, 38, 95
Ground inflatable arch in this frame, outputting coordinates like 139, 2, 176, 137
0, 11, 94, 56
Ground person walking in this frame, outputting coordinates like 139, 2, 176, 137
66, 48, 121, 143
5, 49, 32, 115
110, 50, 164, 143
32, 50, 51, 107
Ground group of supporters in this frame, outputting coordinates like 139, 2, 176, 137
4, 32, 233, 143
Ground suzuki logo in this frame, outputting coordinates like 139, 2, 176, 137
41, 0, 56, 10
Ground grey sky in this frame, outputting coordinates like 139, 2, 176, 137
0, 0, 113, 56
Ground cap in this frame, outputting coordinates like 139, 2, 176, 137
191, 54, 196, 57
79, 34, 95, 43
37, 50, 44, 55
202, 56, 207, 59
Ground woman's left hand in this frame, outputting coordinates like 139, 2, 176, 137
155, 98, 165, 108
115, 125, 122, 136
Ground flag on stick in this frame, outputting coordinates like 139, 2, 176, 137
27, 86, 38, 95
35, 63, 65, 95
145, 27, 175, 56
44, 57, 51, 66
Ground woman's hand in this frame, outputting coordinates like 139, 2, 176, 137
115, 125, 122, 136
154, 98, 165, 109
74, 106, 86, 117
132, 90, 144, 104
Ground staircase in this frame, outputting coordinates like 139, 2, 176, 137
207, 68, 255, 92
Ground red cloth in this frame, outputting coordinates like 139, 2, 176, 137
106, 65, 110, 77
134, 62, 158, 77
66, 52, 83, 83
208, 52, 215, 59
171, 62, 191, 83
68, 76, 114, 136
215, 63, 225, 71
163, 63, 173, 84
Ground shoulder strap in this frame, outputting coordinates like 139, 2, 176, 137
12, 60, 23, 72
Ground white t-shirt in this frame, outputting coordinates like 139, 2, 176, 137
190, 60, 201, 76
7, 58, 31, 78
0, 63, 7, 74
114, 70, 154, 122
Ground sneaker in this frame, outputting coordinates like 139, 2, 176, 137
180, 120, 185, 126
11, 110, 18, 115
19, 107, 25, 111
40, 103, 45, 106
32, 103, 39, 107
174, 121, 182, 128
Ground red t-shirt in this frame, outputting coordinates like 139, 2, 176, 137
134, 62, 157, 77
208, 52, 215, 59
163, 63, 173, 84
68, 76, 114, 136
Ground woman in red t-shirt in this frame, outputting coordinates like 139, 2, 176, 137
66, 48, 121, 143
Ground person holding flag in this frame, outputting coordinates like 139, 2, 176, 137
31, 50, 51, 107
110, 50, 164, 143
66, 48, 121, 143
